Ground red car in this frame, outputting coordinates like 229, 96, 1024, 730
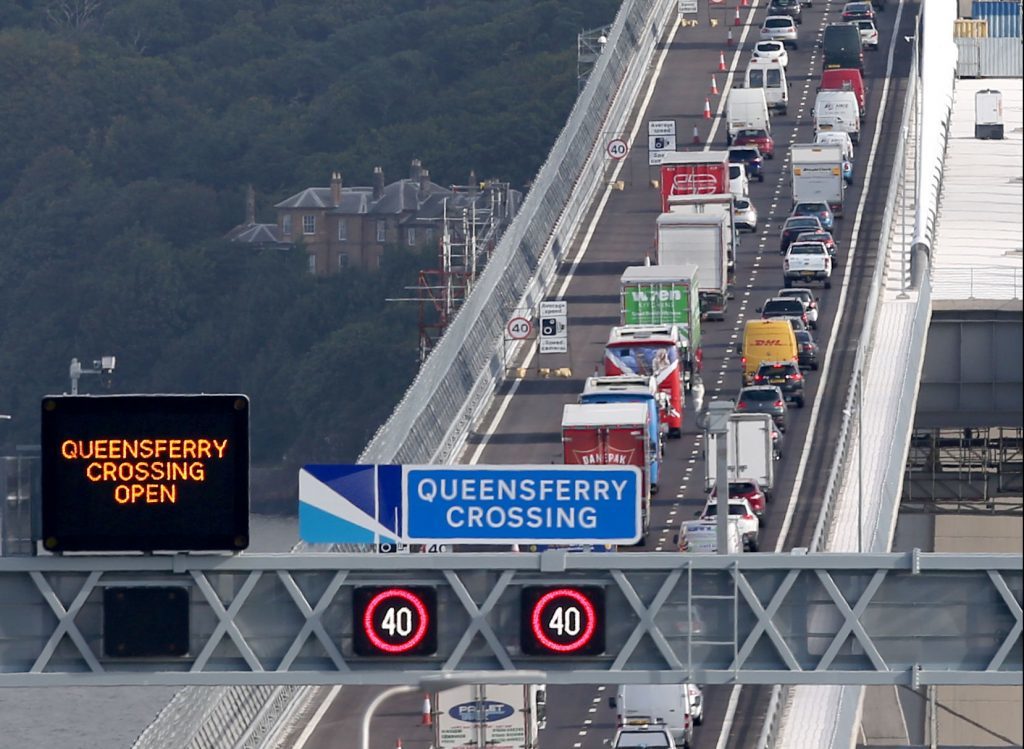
732, 128, 775, 159
712, 479, 769, 523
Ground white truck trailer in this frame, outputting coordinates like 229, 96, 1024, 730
704, 412, 775, 499
791, 142, 846, 217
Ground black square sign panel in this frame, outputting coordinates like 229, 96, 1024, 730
41, 394, 250, 553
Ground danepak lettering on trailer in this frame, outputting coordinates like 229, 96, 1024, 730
571, 445, 637, 466
403, 465, 642, 544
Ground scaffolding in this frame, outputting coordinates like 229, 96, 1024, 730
903, 426, 1024, 515
414, 181, 516, 362
578, 25, 613, 93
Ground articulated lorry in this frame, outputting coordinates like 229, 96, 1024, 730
658, 151, 730, 211
603, 325, 686, 439
434, 684, 547, 749
656, 211, 730, 321
562, 402, 653, 542
791, 142, 846, 217
619, 264, 703, 392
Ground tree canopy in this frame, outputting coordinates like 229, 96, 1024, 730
0, 0, 620, 503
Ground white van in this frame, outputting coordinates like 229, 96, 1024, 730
813, 90, 861, 144
611, 684, 704, 747
675, 518, 743, 553
745, 60, 788, 115
726, 88, 770, 145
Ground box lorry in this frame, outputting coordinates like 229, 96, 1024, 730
658, 151, 730, 211
667, 192, 739, 287
656, 211, 730, 321
562, 402, 653, 542
604, 325, 685, 439
791, 142, 845, 217
704, 413, 776, 500
434, 683, 547, 749
580, 376, 667, 468
726, 88, 770, 145
619, 264, 703, 391
611, 684, 704, 747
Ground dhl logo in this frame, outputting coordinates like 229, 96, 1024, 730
752, 339, 785, 346
671, 172, 718, 195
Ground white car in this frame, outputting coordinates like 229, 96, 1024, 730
751, 40, 789, 68
733, 196, 758, 233
612, 723, 678, 749
776, 287, 819, 327
729, 162, 750, 198
698, 497, 760, 551
760, 16, 798, 49
855, 18, 879, 49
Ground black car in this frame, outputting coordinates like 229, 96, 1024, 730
795, 330, 820, 370
736, 385, 788, 431
779, 216, 823, 254
754, 360, 805, 407
759, 296, 810, 328
769, 0, 803, 24
729, 145, 765, 182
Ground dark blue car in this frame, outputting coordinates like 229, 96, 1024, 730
729, 146, 765, 183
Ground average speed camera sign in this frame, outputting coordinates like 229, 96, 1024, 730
606, 138, 628, 160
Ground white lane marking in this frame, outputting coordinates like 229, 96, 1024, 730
290, 685, 342, 749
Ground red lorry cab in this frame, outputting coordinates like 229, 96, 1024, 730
818, 69, 866, 120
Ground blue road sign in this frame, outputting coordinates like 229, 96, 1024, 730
403, 465, 641, 545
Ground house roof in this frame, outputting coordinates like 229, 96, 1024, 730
225, 222, 289, 245
274, 177, 485, 218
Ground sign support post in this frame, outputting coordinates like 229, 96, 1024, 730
707, 400, 734, 555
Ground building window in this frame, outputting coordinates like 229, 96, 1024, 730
376, 220, 387, 242
282, 214, 292, 236
307, 254, 317, 274
338, 253, 349, 270
425, 228, 435, 244
338, 220, 348, 242
303, 215, 316, 235
406, 228, 416, 246
377, 254, 384, 269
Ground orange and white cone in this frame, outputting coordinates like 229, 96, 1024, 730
692, 125, 700, 144
718, 50, 727, 70
395, 741, 403, 749
422, 694, 432, 726
734, 6, 741, 25
703, 99, 712, 120
710, 75, 719, 95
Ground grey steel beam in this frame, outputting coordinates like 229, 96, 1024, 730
0, 552, 1019, 688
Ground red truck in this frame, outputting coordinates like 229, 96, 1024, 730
561, 402, 652, 544
658, 151, 731, 212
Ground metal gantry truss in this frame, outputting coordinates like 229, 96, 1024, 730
0, 551, 1020, 687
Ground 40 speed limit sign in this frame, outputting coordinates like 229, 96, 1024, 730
606, 138, 628, 160
506, 316, 533, 340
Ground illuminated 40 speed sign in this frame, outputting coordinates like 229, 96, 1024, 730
353, 586, 438, 656
521, 586, 606, 655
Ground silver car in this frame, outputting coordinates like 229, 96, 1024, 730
760, 16, 799, 49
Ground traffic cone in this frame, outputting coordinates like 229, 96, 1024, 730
703, 98, 712, 120
742, 0, 749, 6
395, 741, 403, 749
727, 30, 734, 47
734, 6, 741, 25
422, 693, 432, 726
710, 75, 719, 95
718, 50, 727, 70
692, 125, 700, 144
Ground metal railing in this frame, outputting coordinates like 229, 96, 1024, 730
932, 266, 1024, 300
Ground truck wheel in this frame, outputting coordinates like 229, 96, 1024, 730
669, 427, 681, 439
797, 397, 806, 408
694, 713, 703, 727
747, 536, 760, 552
758, 174, 765, 183
825, 279, 832, 289
783, 277, 792, 288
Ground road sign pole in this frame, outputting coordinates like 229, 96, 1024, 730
707, 401, 733, 555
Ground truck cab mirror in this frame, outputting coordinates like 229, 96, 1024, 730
672, 534, 679, 545
608, 696, 617, 709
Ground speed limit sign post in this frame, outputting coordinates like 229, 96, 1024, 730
606, 138, 628, 160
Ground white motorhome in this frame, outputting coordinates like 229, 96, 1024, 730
744, 60, 788, 114
813, 90, 861, 144
611, 684, 704, 747
726, 88, 770, 145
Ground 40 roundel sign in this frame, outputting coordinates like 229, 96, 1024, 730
353, 586, 438, 656
521, 585, 606, 656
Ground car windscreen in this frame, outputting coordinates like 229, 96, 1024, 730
765, 17, 792, 28
796, 331, 813, 343
759, 365, 792, 378
741, 388, 778, 401
731, 148, 758, 160
786, 218, 819, 231
730, 482, 757, 494
765, 299, 804, 314
703, 504, 748, 517
788, 244, 822, 255
757, 42, 782, 52
729, 164, 741, 179
766, 68, 782, 86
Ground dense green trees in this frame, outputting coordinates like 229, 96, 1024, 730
0, 0, 620, 500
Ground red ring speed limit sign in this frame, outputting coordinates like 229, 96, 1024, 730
506, 316, 532, 340
606, 138, 628, 160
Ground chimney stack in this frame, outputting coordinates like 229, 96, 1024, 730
245, 184, 256, 225
419, 168, 430, 195
330, 171, 342, 207
372, 166, 384, 200
468, 169, 478, 194
410, 158, 423, 181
